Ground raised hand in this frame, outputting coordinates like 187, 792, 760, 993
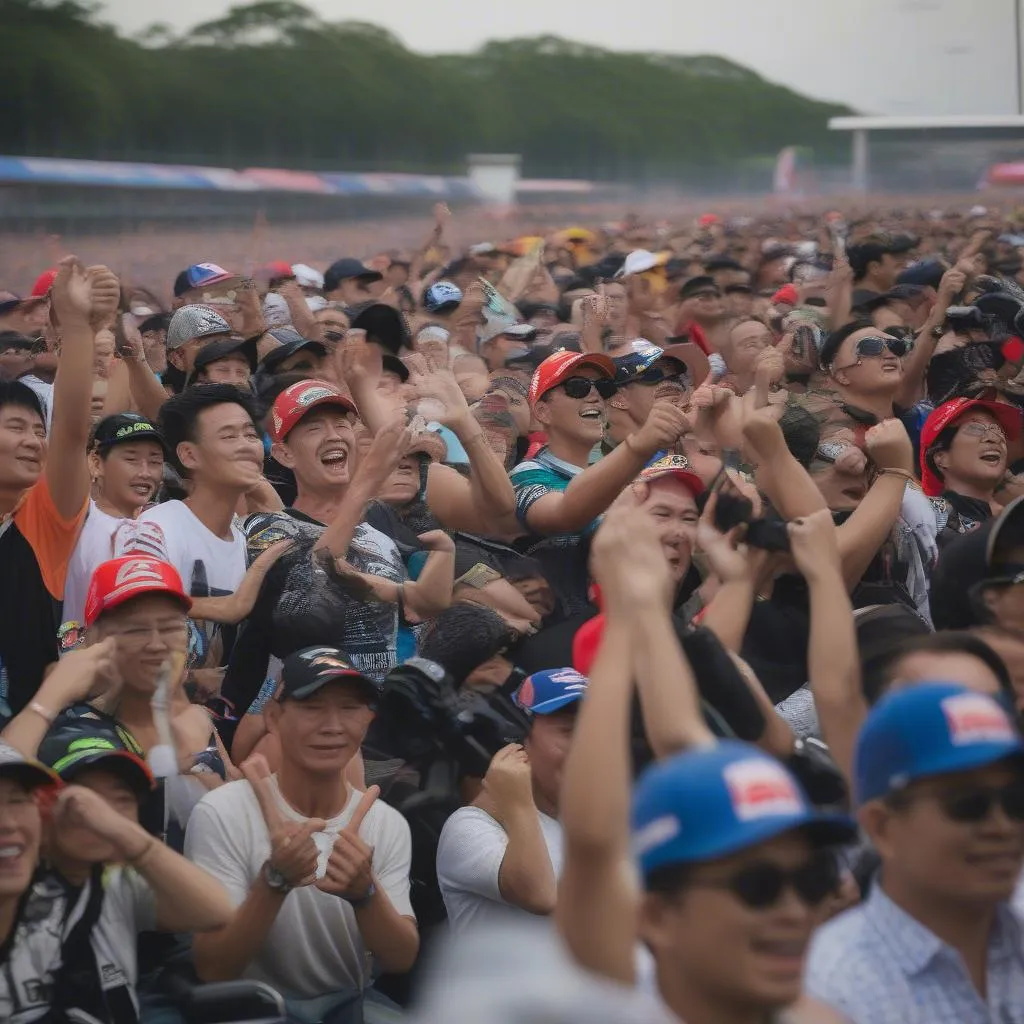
697, 492, 753, 585
53, 785, 149, 860
481, 745, 535, 823
408, 364, 472, 430
357, 418, 412, 488
628, 400, 691, 457
864, 418, 914, 473
49, 257, 93, 326
242, 754, 325, 890
787, 508, 842, 583
581, 293, 609, 327
86, 265, 121, 330
315, 786, 380, 902
42, 637, 119, 706
337, 329, 382, 391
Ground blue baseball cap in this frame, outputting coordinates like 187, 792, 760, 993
515, 668, 588, 715
632, 741, 856, 878
613, 340, 664, 384
424, 281, 463, 314
855, 682, 1024, 805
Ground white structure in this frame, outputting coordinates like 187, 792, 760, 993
467, 154, 522, 206
828, 115, 1024, 192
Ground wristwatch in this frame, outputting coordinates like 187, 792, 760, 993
262, 860, 293, 895
348, 882, 377, 908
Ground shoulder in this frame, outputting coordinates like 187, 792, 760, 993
439, 805, 505, 846
806, 905, 873, 977
191, 778, 258, 827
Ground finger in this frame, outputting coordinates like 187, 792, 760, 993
345, 785, 380, 835
297, 817, 328, 840
241, 755, 285, 831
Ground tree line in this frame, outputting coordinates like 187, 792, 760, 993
2, 0, 854, 185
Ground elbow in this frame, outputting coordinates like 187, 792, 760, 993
375, 929, 420, 975
501, 874, 557, 916
191, 939, 241, 984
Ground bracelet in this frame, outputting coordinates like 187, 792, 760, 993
349, 882, 377, 908
878, 468, 916, 482
28, 702, 55, 724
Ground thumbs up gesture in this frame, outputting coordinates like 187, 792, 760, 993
315, 785, 381, 904
242, 754, 325, 891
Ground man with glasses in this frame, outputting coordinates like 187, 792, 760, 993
510, 350, 686, 616
806, 683, 1024, 1022
920, 398, 1023, 545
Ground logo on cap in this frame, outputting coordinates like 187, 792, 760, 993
114, 559, 165, 589
114, 420, 157, 440
724, 758, 803, 822
296, 384, 339, 407
941, 692, 1015, 746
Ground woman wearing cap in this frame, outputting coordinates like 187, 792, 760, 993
557, 500, 851, 1024
921, 397, 1023, 546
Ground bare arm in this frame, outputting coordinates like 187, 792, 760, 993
789, 511, 864, 786
743, 407, 828, 520
47, 261, 118, 519
275, 280, 321, 341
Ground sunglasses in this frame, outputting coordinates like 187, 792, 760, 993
691, 852, 839, 910
629, 368, 686, 387
558, 376, 617, 400
852, 335, 912, 360
900, 780, 1024, 824
956, 421, 1007, 441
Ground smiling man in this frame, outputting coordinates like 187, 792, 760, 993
510, 350, 687, 616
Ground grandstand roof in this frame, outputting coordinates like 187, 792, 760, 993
829, 115, 1024, 131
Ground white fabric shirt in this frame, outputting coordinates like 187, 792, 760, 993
185, 776, 414, 999
115, 499, 246, 599
62, 501, 125, 627
435, 805, 562, 935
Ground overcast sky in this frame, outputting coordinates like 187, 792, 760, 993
99, 0, 1023, 117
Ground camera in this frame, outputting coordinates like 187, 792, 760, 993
711, 489, 791, 553
372, 658, 530, 779
944, 305, 988, 333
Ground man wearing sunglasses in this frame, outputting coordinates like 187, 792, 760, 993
510, 350, 687, 616
807, 683, 1024, 1023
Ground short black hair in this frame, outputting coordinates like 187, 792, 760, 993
817, 318, 874, 370
418, 603, 516, 686
864, 630, 1013, 706
159, 383, 260, 475
0, 380, 44, 423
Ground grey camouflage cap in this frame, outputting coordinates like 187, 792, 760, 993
166, 305, 231, 350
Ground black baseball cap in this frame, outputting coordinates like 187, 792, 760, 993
860, 284, 928, 310
279, 645, 379, 705
897, 258, 947, 290
323, 258, 383, 294
38, 705, 154, 799
260, 336, 329, 375
382, 353, 410, 382
91, 413, 168, 455
191, 337, 258, 377
350, 302, 410, 356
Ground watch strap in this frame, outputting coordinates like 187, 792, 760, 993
262, 860, 294, 894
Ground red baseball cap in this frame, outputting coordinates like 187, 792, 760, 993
260, 260, 295, 281
638, 454, 705, 499
699, 213, 720, 227
919, 398, 1023, 497
529, 350, 615, 406
31, 267, 59, 297
270, 379, 357, 444
572, 613, 605, 676
84, 556, 191, 626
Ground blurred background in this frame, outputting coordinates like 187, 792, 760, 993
4, 0, 1024, 274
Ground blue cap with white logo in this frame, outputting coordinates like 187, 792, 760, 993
613, 340, 664, 383
424, 281, 464, 313
855, 682, 1024, 805
632, 740, 856, 878
515, 668, 588, 715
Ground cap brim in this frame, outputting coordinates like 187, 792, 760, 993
427, 301, 461, 314
0, 760, 61, 790
527, 693, 585, 715
96, 428, 169, 457
642, 810, 857, 874
56, 750, 155, 795
987, 494, 1024, 564
382, 355, 410, 382
661, 343, 710, 387
865, 745, 1024, 805
289, 670, 378, 704
642, 467, 705, 498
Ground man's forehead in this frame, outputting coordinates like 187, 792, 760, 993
645, 476, 698, 506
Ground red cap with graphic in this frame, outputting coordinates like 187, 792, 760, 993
270, 379, 357, 443
528, 350, 615, 406
919, 398, 1023, 497
85, 556, 191, 626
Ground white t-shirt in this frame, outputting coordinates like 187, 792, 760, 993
116, 500, 246, 599
62, 501, 125, 627
185, 776, 414, 999
435, 805, 562, 935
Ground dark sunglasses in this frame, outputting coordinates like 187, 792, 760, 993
692, 852, 839, 910
559, 376, 617, 400
322, 329, 346, 343
630, 367, 686, 387
904, 779, 1024, 824
852, 334, 911, 360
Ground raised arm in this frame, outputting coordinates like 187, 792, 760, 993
788, 510, 864, 786
523, 402, 687, 535
47, 259, 119, 519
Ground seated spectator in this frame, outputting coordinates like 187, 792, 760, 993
186, 646, 418, 1022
